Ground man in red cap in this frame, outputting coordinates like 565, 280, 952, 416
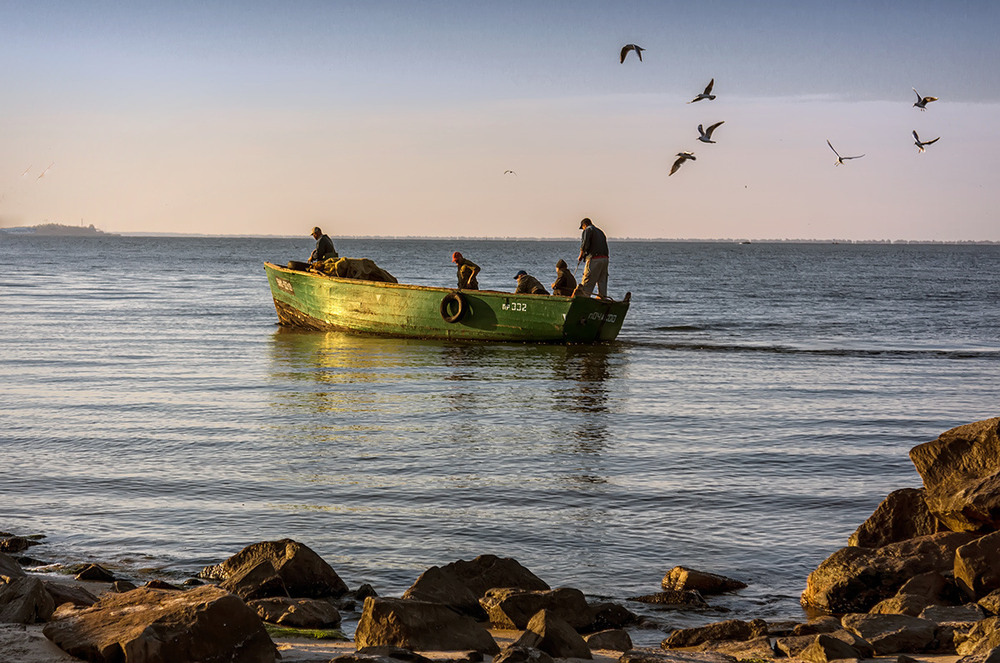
452, 251, 480, 290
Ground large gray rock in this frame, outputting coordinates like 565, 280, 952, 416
42, 585, 276, 663
0, 577, 55, 624
841, 612, 938, 655
956, 532, 1000, 600
958, 617, 1000, 656
619, 649, 737, 663
42, 581, 98, 609
910, 418, 1000, 532
869, 594, 932, 617
798, 633, 864, 663
200, 538, 349, 599
627, 589, 709, 610
481, 587, 591, 630
439, 555, 549, 598
588, 602, 640, 631
585, 629, 633, 652
354, 597, 499, 654
791, 616, 842, 636
402, 565, 485, 619
401, 555, 547, 620
494, 645, 554, 663
957, 647, 1000, 663
920, 604, 986, 624
661, 619, 767, 649
801, 531, 978, 613
849, 488, 946, 548
248, 596, 341, 628
980, 590, 1000, 616
660, 567, 746, 595
0, 553, 26, 583
513, 609, 591, 659
774, 630, 874, 659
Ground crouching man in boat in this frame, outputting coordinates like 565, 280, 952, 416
309, 227, 338, 264
452, 252, 481, 290
576, 217, 610, 299
514, 270, 548, 295
551, 259, 577, 296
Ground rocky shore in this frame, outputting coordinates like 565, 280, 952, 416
2, 417, 999, 663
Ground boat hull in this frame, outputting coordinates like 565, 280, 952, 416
264, 262, 629, 343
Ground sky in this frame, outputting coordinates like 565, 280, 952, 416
1, 1, 999, 240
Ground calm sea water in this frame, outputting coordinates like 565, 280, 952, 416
2, 235, 998, 642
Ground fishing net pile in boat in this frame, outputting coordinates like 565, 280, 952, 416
314, 257, 398, 283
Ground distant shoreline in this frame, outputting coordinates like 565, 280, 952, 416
2, 226, 997, 244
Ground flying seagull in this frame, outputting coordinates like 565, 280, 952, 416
688, 79, 716, 103
669, 152, 696, 176
21, 165, 32, 177
826, 140, 864, 166
697, 121, 725, 143
912, 88, 938, 111
36, 162, 54, 180
504, 170, 517, 176
620, 44, 644, 63
912, 130, 940, 153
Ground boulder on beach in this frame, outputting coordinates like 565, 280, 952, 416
627, 589, 709, 610
494, 645, 554, 663
405, 555, 548, 603
354, 596, 499, 654
774, 629, 874, 659
512, 609, 591, 659
840, 612, 939, 655
909, 417, 1000, 533
801, 531, 978, 613
480, 587, 591, 630
661, 567, 746, 595
587, 601, 640, 631
955, 531, 1000, 600
248, 595, 342, 628
798, 632, 865, 663
42, 581, 98, 609
402, 555, 548, 620
618, 648, 738, 663
957, 617, 1000, 656
42, 585, 276, 663
0, 553, 26, 583
402, 565, 485, 619
661, 618, 767, 649
848, 487, 947, 548
583, 628, 632, 652
199, 538, 349, 599
0, 577, 55, 624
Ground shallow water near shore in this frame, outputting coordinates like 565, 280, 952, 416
2, 236, 999, 645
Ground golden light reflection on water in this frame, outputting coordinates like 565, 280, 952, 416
265, 327, 631, 493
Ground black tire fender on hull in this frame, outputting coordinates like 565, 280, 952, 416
440, 292, 467, 323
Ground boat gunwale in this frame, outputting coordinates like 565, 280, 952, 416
264, 261, 589, 302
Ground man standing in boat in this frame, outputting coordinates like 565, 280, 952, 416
309, 227, 338, 264
452, 252, 481, 290
577, 217, 609, 299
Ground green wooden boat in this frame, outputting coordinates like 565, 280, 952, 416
264, 262, 630, 343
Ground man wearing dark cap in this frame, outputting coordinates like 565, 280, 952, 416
550, 259, 577, 296
452, 251, 481, 290
514, 270, 548, 295
577, 217, 610, 299
309, 226, 338, 264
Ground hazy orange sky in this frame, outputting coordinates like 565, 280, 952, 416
2, 2, 998, 240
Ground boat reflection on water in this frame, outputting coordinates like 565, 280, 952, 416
266, 328, 628, 478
